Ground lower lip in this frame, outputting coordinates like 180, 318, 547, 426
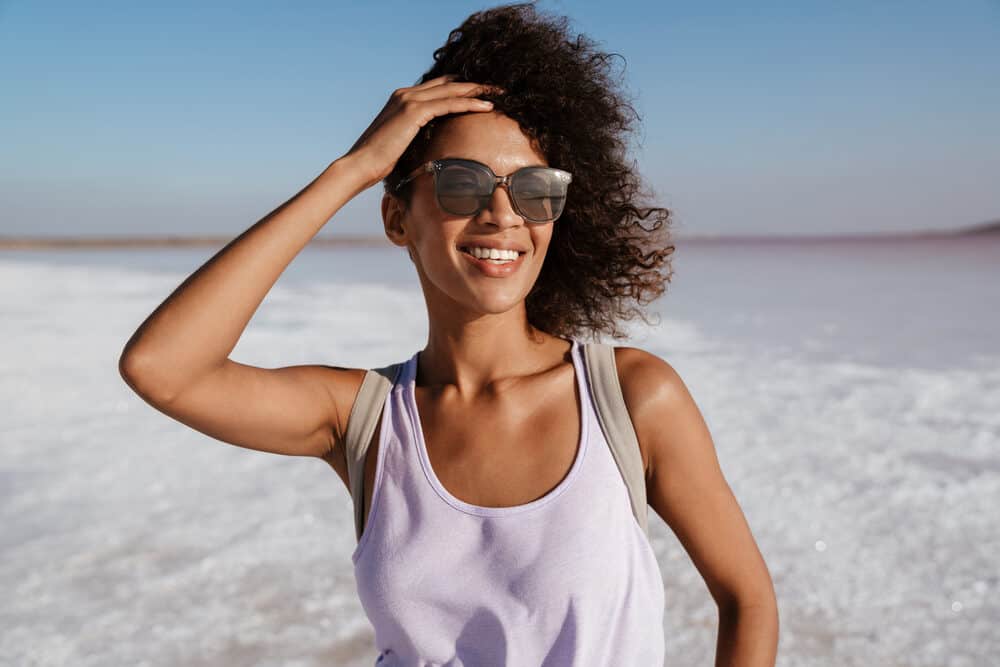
459, 249, 526, 277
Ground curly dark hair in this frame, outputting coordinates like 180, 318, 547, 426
383, 1, 675, 341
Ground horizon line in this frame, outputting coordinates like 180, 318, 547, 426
0, 221, 996, 250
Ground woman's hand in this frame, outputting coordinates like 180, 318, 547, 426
341, 74, 502, 191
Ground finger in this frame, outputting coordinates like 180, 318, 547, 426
408, 81, 501, 103
423, 96, 495, 119
452, 82, 506, 98
401, 95, 495, 127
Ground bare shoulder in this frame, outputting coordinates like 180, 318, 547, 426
611, 346, 703, 477
611, 346, 687, 406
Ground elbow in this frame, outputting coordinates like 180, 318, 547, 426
718, 589, 779, 625
714, 576, 778, 617
118, 350, 177, 405
118, 345, 146, 387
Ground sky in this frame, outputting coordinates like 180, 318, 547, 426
1, 0, 998, 239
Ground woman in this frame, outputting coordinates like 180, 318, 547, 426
119, 3, 778, 665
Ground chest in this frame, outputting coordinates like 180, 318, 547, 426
359, 363, 584, 527
351, 373, 664, 658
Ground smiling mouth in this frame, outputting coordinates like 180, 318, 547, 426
457, 246, 527, 263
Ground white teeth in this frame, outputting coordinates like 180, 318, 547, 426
462, 246, 520, 260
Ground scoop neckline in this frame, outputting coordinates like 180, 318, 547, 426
406, 338, 589, 517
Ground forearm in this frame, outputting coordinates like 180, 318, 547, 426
715, 600, 779, 667
119, 155, 370, 400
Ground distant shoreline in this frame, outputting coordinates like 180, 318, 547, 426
1, 220, 996, 250
0, 235, 396, 250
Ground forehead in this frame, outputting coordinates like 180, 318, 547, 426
426, 111, 549, 172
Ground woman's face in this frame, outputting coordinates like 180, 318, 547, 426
383, 111, 556, 319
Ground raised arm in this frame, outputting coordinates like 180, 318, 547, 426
118, 75, 501, 465
117, 156, 371, 458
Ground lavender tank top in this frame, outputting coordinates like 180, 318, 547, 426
351, 338, 666, 666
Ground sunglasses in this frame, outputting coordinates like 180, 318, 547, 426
394, 157, 573, 223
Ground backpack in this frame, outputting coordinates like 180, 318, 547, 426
342, 342, 649, 541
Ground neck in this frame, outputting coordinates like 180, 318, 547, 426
417, 307, 567, 396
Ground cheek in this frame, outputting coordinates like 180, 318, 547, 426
407, 221, 458, 275
531, 229, 555, 257
403, 197, 444, 250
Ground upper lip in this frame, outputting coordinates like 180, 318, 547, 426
457, 240, 528, 253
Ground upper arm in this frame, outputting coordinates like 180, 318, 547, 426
614, 346, 776, 609
122, 357, 366, 460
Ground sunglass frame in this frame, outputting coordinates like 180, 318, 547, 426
394, 158, 573, 223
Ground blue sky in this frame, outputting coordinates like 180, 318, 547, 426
2, 0, 998, 238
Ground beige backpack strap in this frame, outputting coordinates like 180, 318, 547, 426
581, 342, 650, 537
344, 362, 404, 542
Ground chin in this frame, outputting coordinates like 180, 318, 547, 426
464, 289, 527, 315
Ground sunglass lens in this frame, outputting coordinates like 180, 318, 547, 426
512, 169, 568, 221
437, 164, 486, 216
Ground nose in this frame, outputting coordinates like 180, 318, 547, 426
476, 183, 524, 230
